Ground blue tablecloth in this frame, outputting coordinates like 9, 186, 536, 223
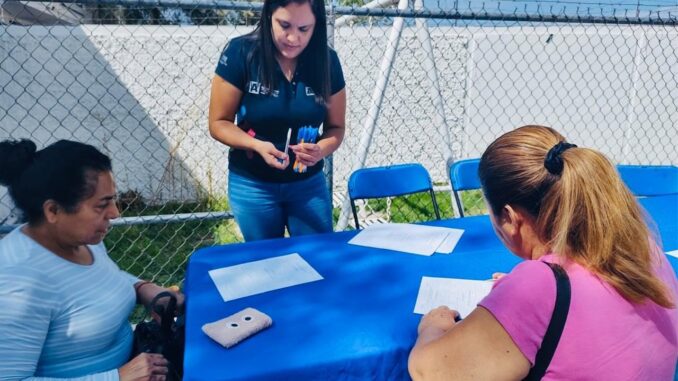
184, 195, 677, 381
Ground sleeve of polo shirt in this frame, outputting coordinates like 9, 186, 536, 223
96, 243, 140, 286
215, 37, 247, 91
329, 49, 345, 95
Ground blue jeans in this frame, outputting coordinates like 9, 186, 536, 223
228, 171, 334, 241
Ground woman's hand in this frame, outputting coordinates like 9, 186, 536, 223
167, 285, 185, 311
149, 288, 186, 323
290, 142, 323, 167
254, 141, 289, 170
492, 272, 507, 281
418, 306, 459, 335
119, 353, 168, 381
135, 281, 185, 320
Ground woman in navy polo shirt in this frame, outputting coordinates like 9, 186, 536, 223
208, 0, 346, 241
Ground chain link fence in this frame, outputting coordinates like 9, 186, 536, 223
1, 0, 677, 287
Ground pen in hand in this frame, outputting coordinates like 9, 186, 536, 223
279, 128, 292, 164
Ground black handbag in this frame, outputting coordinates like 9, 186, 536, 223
132, 291, 185, 381
523, 262, 571, 381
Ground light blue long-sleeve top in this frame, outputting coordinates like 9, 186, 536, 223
0, 226, 140, 381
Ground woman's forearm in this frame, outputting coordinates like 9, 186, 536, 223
317, 124, 345, 158
209, 120, 262, 152
414, 326, 448, 348
408, 326, 452, 381
135, 281, 183, 308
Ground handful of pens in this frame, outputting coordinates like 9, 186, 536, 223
293, 126, 319, 173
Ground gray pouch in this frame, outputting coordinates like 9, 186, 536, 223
202, 307, 273, 348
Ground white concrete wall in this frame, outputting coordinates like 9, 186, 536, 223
460, 25, 678, 164
1, 23, 676, 221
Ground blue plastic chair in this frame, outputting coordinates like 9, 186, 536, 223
348, 163, 440, 229
617, 165, 678, 197
448, 158, 482, 218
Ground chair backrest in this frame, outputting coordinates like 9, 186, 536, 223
445, 161, 678, 216
617, 165, 678, 197
448, 158, 482, 218
348, 163, 440, 229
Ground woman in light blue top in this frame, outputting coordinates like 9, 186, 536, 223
0, 139, 184, 381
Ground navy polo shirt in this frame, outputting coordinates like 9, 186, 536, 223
215, 35, 345, 183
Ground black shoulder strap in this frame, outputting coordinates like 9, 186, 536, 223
524, 262, 571, 381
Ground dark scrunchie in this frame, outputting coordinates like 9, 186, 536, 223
0, 139, 38, 186
544, 141, 577, 175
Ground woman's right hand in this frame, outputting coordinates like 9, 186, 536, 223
417, 306, 459, 335
254, 141, 289, 170
119, 353, 168, 381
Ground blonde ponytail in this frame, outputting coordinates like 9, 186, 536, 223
480, 125, 674, 308
540, 148, 673, 307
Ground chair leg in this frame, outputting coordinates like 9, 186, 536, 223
350, 199, 361, 229
429, 189, 441, 220
453, 192, 465, 218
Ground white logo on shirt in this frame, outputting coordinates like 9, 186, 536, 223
219, 55, 228, 66
305, 87, 315, 96
248, 81, 260, 94
247, 81, 280, 97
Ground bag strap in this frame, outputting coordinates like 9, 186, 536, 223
524, 262, 571, 381
146, 291, 177, 333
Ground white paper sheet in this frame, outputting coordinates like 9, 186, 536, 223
414, 276, 493, 318
434, 229, 465, 254
208, 253, 323, 302
348, 223, 464, 256
666, 250, 678, 259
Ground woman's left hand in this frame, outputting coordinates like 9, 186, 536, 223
418, 306, 459, 335
290, 143, 324, 167
165, 286, 185, 311
136, 281, 185, 321
149, 288, 185, 323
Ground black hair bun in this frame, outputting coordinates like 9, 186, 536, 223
0, 139, 38, 186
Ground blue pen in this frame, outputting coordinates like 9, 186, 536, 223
293, 127, 318, 173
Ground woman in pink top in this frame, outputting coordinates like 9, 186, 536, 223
408, 125, 678, 380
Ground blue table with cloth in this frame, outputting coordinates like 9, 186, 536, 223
184, 195, 678, 381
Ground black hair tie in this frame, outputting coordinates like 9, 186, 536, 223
544, 141, 577, 175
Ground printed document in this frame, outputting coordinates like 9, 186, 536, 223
208, 253, 323, 302
414, 276, 493, 318
666, 250, 678, 259
348, 223, 464, 256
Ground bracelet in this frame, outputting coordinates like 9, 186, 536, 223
134, 280, 153, 293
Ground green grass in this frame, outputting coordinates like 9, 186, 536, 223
105, 195, 243, 322
363, 189, 487, 223
459, 190, 488, 216
105, 197, 242, 288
